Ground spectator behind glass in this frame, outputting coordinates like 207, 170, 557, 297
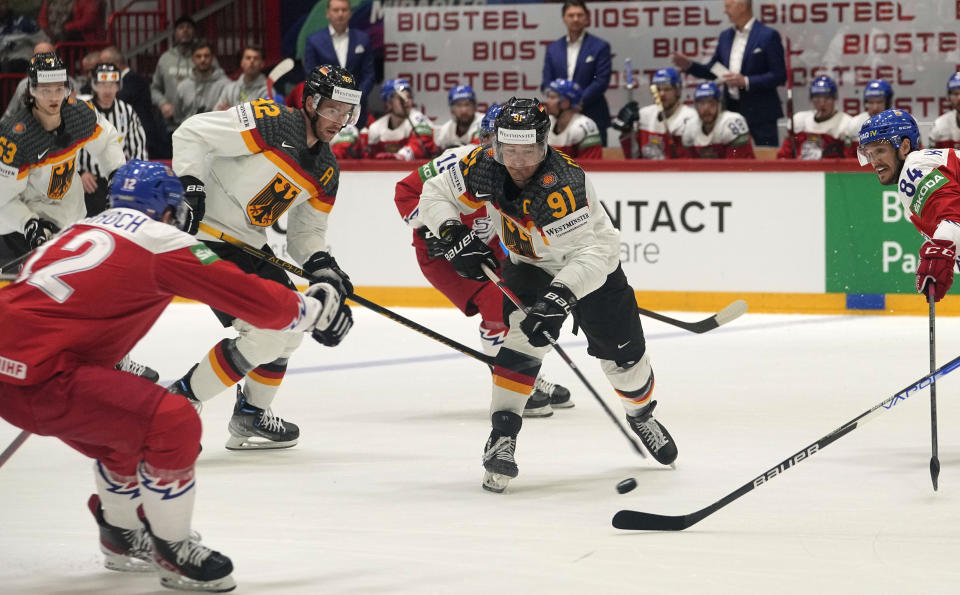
174, 39, 228, 125
541, 0, 612, 146
216, 45, 269, 110
39, 0, 104, 43
672, 0, 786, 147
77, 50, 100, 94
0, 0, 44, 73
151, 15, 206, 124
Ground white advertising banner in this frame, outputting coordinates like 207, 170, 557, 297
267, 169, 826, 293
384, 0, 960, 128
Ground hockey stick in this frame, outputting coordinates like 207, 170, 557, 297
785, 38, 797, 158
636, 300, 748, 334
0, 250, 33, 275
624, 58, 635, 103
266, 57, 295, 100
481, 264, 647, 459
397, 88, 430, 158
197, 223, 495, 367
612, 353, 960, 531
0, 430, 30, 470
929, 286, 940, 491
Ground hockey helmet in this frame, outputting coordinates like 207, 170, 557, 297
809, 75, 838, 97
863, 79, 893, 101
480, 104, 503, 135
546, 79, 582, 106
381, 78, 412, 103
109, 160, 186, 223
92, 62, 122, 89
856, 109, 920, 166
694, 81, 721, 102
652, 68, 682, 88
25, 52, 68, 106
303, 64, 362, 126
493, 97, 550, 168
948, 72, 960, 93
448, 84, 476, 105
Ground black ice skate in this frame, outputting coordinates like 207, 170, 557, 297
482, 411, 522, 493
138, 506, 235, 592
522, 388, 552, 418
168, 365, 203, 414
225, 386, 299, 450
625, 400, 678, 466
534, 376, 573, 408
87, 494, 154, 573
116, 354, 160, 383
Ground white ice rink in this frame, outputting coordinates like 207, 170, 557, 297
3, 303, 960, 594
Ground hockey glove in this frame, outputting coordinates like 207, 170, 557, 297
304, 283, 353, 347
520, 283, 577, 348
439, 221, 499, 282
611, 101, 640, 133
917, 239, 957, 302
178, 175, 206, 235
416, 226, 447, 259
304, 251, 354, 296
23, 218, 59, 248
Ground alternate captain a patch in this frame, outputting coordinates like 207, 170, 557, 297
47, 159, 76, 200
246, 172, 302, 226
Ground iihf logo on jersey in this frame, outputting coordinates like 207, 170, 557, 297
47, 159, 76, 200
138, 464, 196, 501
247, 173, 301, 227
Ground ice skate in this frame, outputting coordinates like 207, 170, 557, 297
138, 507, 235, 592
116, 354, 160, 383
167, 365, 203, 414
625, 400, 678, 466
522, 388, 553, 418
225, 386, 299, 450
87, 494, 154, 573
533, 376, 573, 409
482, 411, 521, 493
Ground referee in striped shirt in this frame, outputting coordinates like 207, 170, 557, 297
78, 63, 147, 215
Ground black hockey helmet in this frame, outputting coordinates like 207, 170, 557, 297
92, 62, 122, 89
493, 97, 550, 167
25, 52, 68, 108
303, 64, 362, 127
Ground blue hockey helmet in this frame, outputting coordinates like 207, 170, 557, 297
546, 79, 582, 106
810, 75, 838, 97
109, 160, 185, 222
856, 109, 920, 165
380, 78, 412, 103
863, 79, 893, 101
652, 67, 682, 88
448, 84, 476, 105
948, 72, 960, 92
694, 81, 721, 101
480, 103, 503, 135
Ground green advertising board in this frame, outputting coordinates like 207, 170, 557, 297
825, 172, 925, 294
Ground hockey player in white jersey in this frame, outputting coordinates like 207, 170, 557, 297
777, 75, 851, 159
167, 65, 357, 449
681, 82, 754, 159
928, 73, 960, 150
418, 98, 678, 493
543, 78, 602, 159
614, 67, 696, 159
364, 78, 437, 159
842, 79, 893, 157
434, 84, 484, 150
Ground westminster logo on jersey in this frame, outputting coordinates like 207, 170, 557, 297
47, 159, 76, 200
247, 173, 302, 226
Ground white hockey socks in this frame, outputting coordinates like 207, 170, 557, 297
94, 461, 142, 531
137, 462, 196, 542
602, 353, 655, 415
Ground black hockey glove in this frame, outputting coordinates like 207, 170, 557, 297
304, 251, 354, 296
439, 221, 498, 282
520, 282, 577, 348
23, 218, 59, 249
304, 283, 354, 347
178, 175, 206, 235
611, 101, 640, 133
415, 226, 447, 259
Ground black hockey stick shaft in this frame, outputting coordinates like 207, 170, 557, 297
0, 250, 34, 274
929, 286, 940, 491
613, 353, 960, 531
635, 300, 747, 334
0, 430, 30, 470
482, 264, 647, 458
197, 223, 495, 368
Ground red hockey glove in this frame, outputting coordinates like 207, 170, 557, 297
916, 239, 957, 302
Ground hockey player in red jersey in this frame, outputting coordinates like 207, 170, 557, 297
613, 68, 695, 160
842, 79, 893, 158
167, 65, 358, 450
928, 73, 960, 150
0, 160, 350, 592
418, 98, 678, 493
543, 79, 602, 160
858, 109, 960, 302
777, 75, 851, 159
681, 82, 755, 159
393, 104, 572, 417
364, 78, 437, 160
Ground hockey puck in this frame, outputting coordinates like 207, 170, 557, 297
616, 478, 637, 494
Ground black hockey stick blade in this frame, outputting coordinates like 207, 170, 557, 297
612, 509, 693, 531
931, 456, 940, 491
636, 299, 748, 334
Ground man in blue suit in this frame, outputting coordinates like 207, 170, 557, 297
304, 0, 374, 126
672, 0, 785, 147
542, 0, 611, 146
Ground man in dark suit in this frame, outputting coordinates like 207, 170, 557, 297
303, 0, 374, 127
542, 0, 612, 146
672, 0, 785, 147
